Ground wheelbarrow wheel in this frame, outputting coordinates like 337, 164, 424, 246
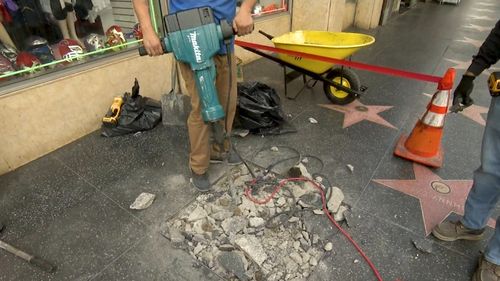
323, 68, 360, 105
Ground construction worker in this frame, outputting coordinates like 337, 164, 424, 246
432, 19, 500, 281
133, 0, 256, 191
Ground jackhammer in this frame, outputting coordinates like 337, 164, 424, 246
138, 7, 234, 148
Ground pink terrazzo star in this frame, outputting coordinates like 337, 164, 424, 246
445, 58, 472, 71
421, 93, 489, 126
459, 104, 489, 126
463, 23, 494, 32
374, 163, 495, 236
469, 15, 496, 21
472, 8, 494, 13
319, 100, 396, 129
444, 58, 493, 76
456, 37, 483, 48
477, 2, 497, 7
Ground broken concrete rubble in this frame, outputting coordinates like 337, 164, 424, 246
290, 251, 303, 264
162, 165, 347, 281
334, 205, 349, 222
218, 251, 249, 281
249, 217, 265, 228
187, 205, 208, 222
327, 186, 345, 213
324, 242, 333, 252
234, 236, 268, 266
129, 192, 156, 210
313, 209, 324, 215
412, 238, 434, 254
297, 163, 313, 179
221, 217, 247, 235
168, 226, 185, 244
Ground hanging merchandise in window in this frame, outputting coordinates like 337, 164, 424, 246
237, 0, 288, 16
0, 0, 147, 84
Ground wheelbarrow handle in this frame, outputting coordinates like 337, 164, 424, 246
258, 30, 275, 40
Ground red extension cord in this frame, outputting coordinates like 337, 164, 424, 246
245, 177, 384, 281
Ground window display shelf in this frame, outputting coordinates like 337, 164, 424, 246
0, 0, 157, 86
237, 0, 289, 17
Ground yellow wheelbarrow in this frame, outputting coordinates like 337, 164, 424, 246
243, 30, 375, 104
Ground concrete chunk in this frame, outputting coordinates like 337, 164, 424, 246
234, 236, 268, 266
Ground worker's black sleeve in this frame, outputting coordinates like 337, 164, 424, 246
467, 20, 500, 76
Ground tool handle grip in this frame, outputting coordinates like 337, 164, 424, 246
258, 30, 274, 40
138, 46, 148, 56
30, 256, 57, 273
138, 40, 168, 56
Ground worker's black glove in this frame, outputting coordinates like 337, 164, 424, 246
450, 75, 475, 113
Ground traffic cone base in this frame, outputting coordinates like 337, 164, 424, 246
393, 68, 455, 168
394, 134, 443, 168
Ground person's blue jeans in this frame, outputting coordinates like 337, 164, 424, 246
461, 96, 500, 265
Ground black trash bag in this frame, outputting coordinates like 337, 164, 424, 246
101, 79, 162, 137
236, 81, 296, 135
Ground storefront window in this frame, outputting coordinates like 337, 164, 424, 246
0, 0, 156, 84
237, 0, 288, 17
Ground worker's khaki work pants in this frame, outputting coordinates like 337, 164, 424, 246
178, 54, 237, 175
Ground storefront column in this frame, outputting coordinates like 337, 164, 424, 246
292, 0, 330, 31
328, 0, 346, 32
355, 0, 384, 29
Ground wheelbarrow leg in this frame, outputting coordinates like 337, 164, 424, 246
306, 78, 318, 89
287, 80, 315, 100
283, 66, 289, 99
283, 67, 310, 100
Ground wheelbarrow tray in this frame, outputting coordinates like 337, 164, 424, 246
272, 31, 375, 74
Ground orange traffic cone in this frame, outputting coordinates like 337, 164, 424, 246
394, 68, 456, 168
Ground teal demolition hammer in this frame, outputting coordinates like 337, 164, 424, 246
139, 7, 234, 144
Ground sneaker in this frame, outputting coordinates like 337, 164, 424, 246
473, 256, 500, 281
210, 150, 242, 166
191, 171, 211, 192
432, 220, 485, 242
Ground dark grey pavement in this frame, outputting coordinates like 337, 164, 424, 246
1, 0, 500, 280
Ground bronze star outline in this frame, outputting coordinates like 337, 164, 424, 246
374, 163, 495, 236
319, 99, 396, 129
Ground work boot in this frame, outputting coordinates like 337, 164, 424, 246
191, 170, 211, 192
473, 256, 500, 281
210, 150, 242, 166
432, 220, 485, 242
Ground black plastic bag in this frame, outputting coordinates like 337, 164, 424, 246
101, 79, 162, 137
236, 81, 295, 135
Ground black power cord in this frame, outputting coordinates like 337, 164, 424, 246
224, 42, 256, 178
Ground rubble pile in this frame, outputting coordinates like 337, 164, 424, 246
162, 167, 348, 281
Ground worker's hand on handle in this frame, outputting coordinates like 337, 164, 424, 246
450, 74, 475, 113
132, 0, 162, 56
142, 31, 163, 56
233, 5, 254, 36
